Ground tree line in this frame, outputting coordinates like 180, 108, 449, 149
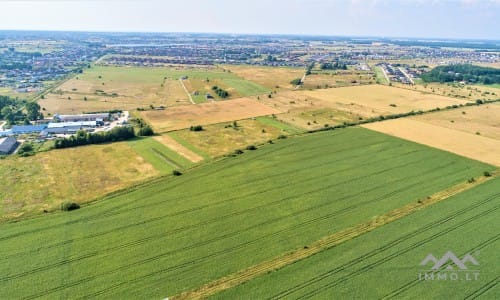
54, 126, 136, 149
421, 64, 500, 84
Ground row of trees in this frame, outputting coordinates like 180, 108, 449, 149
320, 62, 347, 70
54, 126, 136, 149
421, 64, 500, 84
212, 86, 229, 98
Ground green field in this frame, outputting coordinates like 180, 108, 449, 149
0, 128, 494, 298
127, 137, 194, 173
213, 177, 500, 299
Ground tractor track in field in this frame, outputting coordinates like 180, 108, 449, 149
171, 174, 497, 300
0, 151, 451, 268
0, 157, 454, 287
0, 131, 380, 239
3, 163, 471, 300
297, 205, 500, 299
269, 192, 500, 299
464, 276, 499, 300
382, 233, 500, 300
0, 140, 410, 242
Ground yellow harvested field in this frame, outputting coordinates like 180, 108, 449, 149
39, 94, 141, 114
0, 142, 158, 220
140, 98, 280, 132
154, 135, 204, 163
362, 118, 500, 167
224, 65, 304, 90
301, 85, 469, 113
392, 82, 499, 101
414, 103, 500, 140
259, 85, 469, 130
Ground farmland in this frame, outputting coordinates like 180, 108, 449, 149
212, 177, 500, 300
140, 97, 280, 133
223, 65, 305, 90
0, 141, 159, 221
413, 102, 500, 140
260, 85, 469, 130
0, 128, 494, 299
38, 65, 270, 114
169, 117, 301, 158
363, 118, 500, 167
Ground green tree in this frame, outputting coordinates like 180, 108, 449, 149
25, 102, 41, 121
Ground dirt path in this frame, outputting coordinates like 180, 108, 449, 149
171, 172, 497, 300
179, 78, 195, 104
154, 135, 203, 163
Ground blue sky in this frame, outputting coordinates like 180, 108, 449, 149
0, 0, 498, 39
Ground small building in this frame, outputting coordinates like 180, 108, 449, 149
11, 125, 48, 135
0, 136, 18, 155
55, 113, 109, 122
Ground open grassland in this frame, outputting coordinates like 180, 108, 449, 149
223, 65, 305, 90
0, 142, 158, 221
127, 137, 194, 173
363, 118, 500, 167
393, 82, 499, 101
414, 103, 500, 140
153, 135, 204, 163
302, 70, 375, 89
212, 177, 500, 300
261, 85, 467, 130
0, 128, 494, 299
170, 118, 299, 158
140, 98, 280, 132
38, 65, 269, 114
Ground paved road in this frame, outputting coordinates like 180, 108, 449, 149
179, 78, 196, 104
399, 67, 415, 84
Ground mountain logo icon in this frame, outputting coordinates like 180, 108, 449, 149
420, 251, 479, 270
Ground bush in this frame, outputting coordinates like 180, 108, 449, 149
277, 135, 287, 139
246, 145, 257, 150
137, 125, 154, 136
172, 170, 182, 176
234, 149, 244, 155
484, 171, 492, 177
61, 202, 80, 211
467, 177, 476, 183
190, 125, 203, 131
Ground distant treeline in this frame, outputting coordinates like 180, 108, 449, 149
320, 62, 347, 70
54, 126, 135, 149
421, 64, 500, 84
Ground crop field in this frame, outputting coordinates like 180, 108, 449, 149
414, 103, 500, 140
259, 85, 468, 130
393, 82, 499, 101
0, 142, 159, 221
153, 135, 204, 163
169, 117, 301, 157
127, 137, 194, 174
363, 118, 500, 167
212, 177, 500, 300
38, 65, 269, 114
223, 65, 305, 90
140, 97, 280, 132
301, 70, 375, 89
0, 128, 494, 299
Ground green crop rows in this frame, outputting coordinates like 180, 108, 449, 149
0, 128, 494, 299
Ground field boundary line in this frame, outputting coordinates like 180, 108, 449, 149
171, 171, 498, 300
179, 78, 195, 104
